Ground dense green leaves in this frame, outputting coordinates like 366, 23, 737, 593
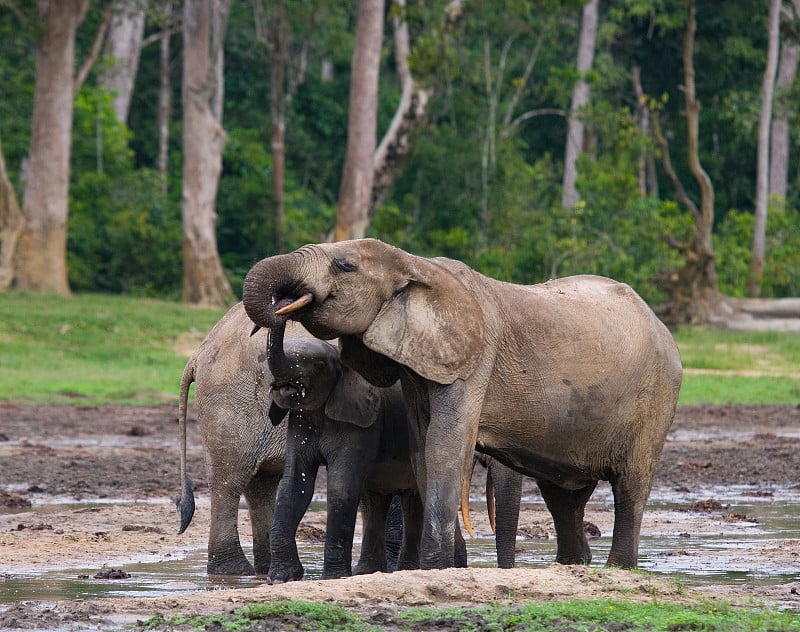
1, 0, 798, 300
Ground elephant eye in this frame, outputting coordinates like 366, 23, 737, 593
332, 258, 358, 273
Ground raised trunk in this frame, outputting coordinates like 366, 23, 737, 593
243, 251, 309, 331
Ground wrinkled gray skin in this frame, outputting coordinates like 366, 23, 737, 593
242, 238, 683, 570
176, 303, 409, 576
468, 453, 522, 569
265, 319, 433, 582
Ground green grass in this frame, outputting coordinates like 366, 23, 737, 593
140, 598, 800, 631
0, 292, 224, 405
0, 292, 798, 406
673, 327, 800, 404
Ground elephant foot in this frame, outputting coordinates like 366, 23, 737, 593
207, 558, 256, 576
268, 561, 305, 583
353, 560, 385, 576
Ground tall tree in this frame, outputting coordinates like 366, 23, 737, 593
14, 0, 87, 294
157, 1, 174, 193
561, 0, 598, 209
99, 2, 146, 125
333, 0, 385, 242
180, 0, 235, 306
0, 136, 22, 291
769, 0, 800, 201
749, 0, 782, 298
652, 0, 719, 325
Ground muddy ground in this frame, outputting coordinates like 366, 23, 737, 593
0, 403, 798, 630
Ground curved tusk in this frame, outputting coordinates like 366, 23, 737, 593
460, 473, 475, 538
275, 292, 313, 315
486, 470, 496, 534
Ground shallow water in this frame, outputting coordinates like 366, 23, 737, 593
1, 491, 798, 603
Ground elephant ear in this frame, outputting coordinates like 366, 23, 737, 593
325, 365, 382, 428
363, 256, 485, 385
269, 403, 288, 426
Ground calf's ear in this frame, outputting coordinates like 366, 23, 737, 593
363, 257, 485, 385
325, 365, 381, 428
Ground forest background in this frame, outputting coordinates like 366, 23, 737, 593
1, 0, 799, 326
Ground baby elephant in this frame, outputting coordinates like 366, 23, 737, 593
176, 302, 418, 577
265, 320, 423, 582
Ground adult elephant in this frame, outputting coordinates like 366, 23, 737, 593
242, 238, 683, 570
176, 302, 412, 576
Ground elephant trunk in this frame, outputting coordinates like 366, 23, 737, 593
266, 321, 292, 381
243, 251, 315, 331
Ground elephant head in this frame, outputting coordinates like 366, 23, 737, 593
266, 318, 383, 429
243, 239, 486, 386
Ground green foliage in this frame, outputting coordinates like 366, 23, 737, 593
68, 169, 182, 297
0, 292, 223, 405
715, 204, 800, 298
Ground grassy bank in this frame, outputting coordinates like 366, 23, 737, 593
1, 292, 798, 406
142, 598, 800, 631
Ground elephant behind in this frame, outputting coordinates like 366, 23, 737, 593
176, 302, 414, 577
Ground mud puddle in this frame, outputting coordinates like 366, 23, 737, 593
2, 487, 798, 603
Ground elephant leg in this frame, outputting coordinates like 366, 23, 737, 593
606, 472, 651, 569
243, 470, 281, 575
397, 492, 422, 571
454, 519, 468, 568
537, 479, 597, 565
354, 492, 392, 575
207, 479, 255, 575
384, 494, 403, 572
488, 459, 523, 569
323, 465, 367, 579
269, 453, 319, 583
418, 380, 481, 570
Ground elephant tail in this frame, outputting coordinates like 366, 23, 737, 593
176, 358, 196, 535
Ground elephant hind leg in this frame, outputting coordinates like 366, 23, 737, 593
244, 470, 282, 575
354, 492, 392, 575
537, 479, 597, 566
606, 473, 651, 569
207, 484, 256, 575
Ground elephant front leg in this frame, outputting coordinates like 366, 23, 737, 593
269, 460, 319, 583
418, 380, 481, 570
207, 482, 255, 575
537, 479, 597, 565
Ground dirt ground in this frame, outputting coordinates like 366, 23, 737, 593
0, 402, 799, 630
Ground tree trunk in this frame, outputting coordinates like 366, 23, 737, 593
254, 0, 289, 254
370, 0, 432, 219
652, 0, 720, 326
333, 0, 385, 242
561, 0, 598, 209
748, 0, 782, 298
0, 137, 23, 291
14, 0, 86, 294
768, 0, 800, 200
157, 1, 173, 195
181, 0, 234, 307
99, 3, 146, 125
